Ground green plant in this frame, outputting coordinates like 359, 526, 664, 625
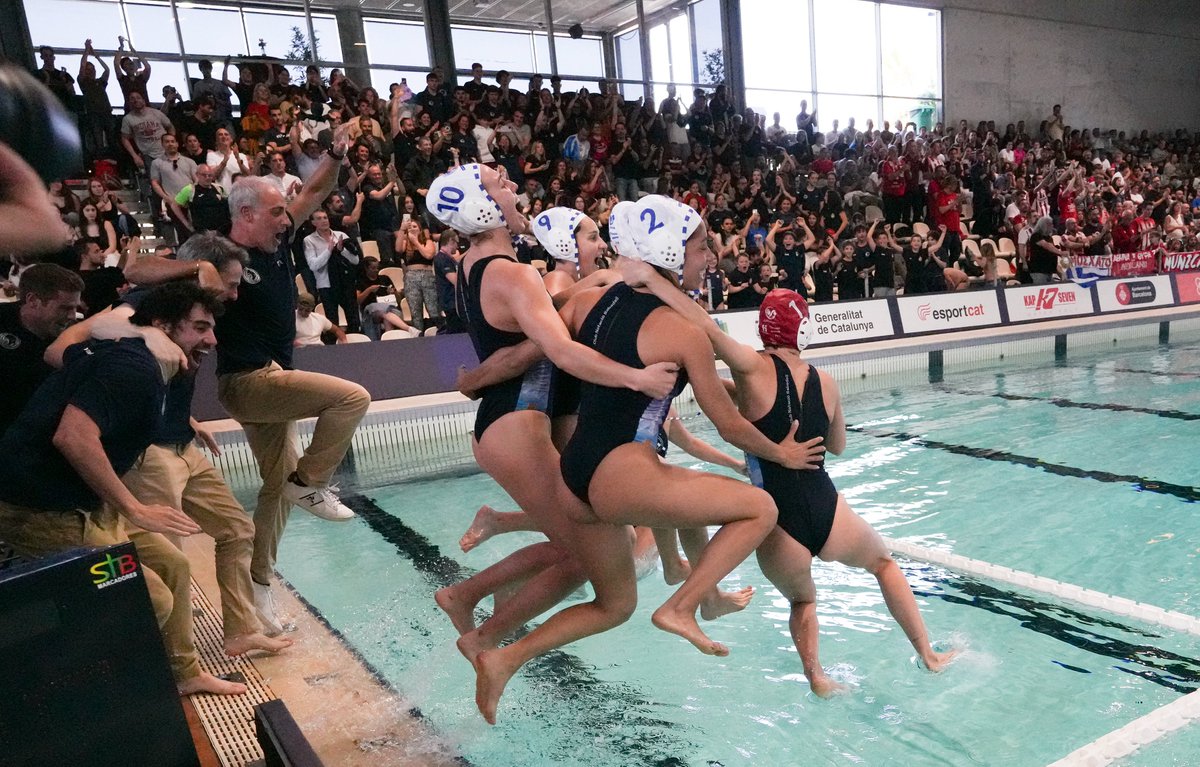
701, 48, 724, 86
285, 25, 320, 81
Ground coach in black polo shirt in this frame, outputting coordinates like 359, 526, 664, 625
0, 264, 82, 438
0, 283, 246, 695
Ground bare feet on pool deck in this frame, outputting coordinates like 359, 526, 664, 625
178, 672, 247, 696
809, 674, 849, 699
435, 586, 477, 635
651, 605, 730, 656
475, 649, 519, 725
224, 632, 293, 657
921, 647, 961, 672
700, 586, 754, 621
661, 556, 691, 586
459, 505, 500, 553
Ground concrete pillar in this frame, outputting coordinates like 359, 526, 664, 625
424, 0, 455, 83
0, 0, 36, 69
333, 7, 370, 88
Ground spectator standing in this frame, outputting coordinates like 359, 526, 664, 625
433, 230, 464, 333
114, 36, 151, 104
303, 209, 360, 330
36, 46, 76, 107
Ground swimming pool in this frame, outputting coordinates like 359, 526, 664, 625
271, 338, 1200, 766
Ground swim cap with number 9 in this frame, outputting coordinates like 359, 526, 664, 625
531, 207, 584, 262
628, 195, 697, 274
427, 164, 507, 235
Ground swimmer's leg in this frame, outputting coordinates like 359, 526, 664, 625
820, 495, 958, 672
589, 451, 777, 656
475, 517, 637, 724
652, 527, 690, 584
756, 526, 845, 698
677, 526, 755, 621
436, 541, 564, 635
460, 505, 540, 552
633, 526, 660, 580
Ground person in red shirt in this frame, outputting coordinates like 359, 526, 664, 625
1110, 210, 1138, 254
879, 147, 907, 224
1057, 176, 1079, 224
934, 174, 963, 264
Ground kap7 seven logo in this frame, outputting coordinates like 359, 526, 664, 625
1022, 286, 1077, 310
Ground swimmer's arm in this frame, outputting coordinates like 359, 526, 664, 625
820, 369, 846, 455
457, 339, 545, 398
665, 415, 747, 473
549, 268, 619, 309
508, 268, 677, 397
678, 321, 822, 470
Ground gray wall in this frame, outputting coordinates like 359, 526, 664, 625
932, 0, 1200, 133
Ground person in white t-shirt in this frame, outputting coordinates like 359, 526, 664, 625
206, 127, 251, 191
295, 292, 347, 346
264, 152, 302, 201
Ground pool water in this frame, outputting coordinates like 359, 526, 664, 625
274, 340, 1200, 766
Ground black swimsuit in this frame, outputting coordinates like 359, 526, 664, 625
560, 282, 688, 502
746, 355, 839, 556
456, 254, 555, 439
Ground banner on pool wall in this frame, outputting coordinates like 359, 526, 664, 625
896, 291, 1002, 333
1068, 254, 1111, 285
1004, 283, 1094, 322
1095, 275, 1175, 312
809, 301, 895, 345
1160, 252, 1200, 273
1173, 271, 1200, 304
1110, 250, 1160, 277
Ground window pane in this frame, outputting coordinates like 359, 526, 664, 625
25, 0, 126, 49
243, 10, 308, 62
815, 93, 879, 132
619, 82, 645, 102
880, 5, 940, 98
648, 23, 670, 85
369, 69, 428, 101
145, 59, 189, 107
745, 89, 813, 132
668, 14, 692, 84
882, 96, 941, 133
616, 29, 642, 82
532, 34, 550, 73
692, 0, 723, 84
553, 36, 604, 78
451, 27, 534, 72
813, 0, 877, 96
311, 15, 344, 64
177, 6, 247, 57
125, 2, 179, 55
363, 19, 428, 68
740, 0, 810, 92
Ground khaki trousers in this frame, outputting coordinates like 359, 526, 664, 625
0, 501, 201, 681
217, 362, 370, 584
122, 443, 258, 638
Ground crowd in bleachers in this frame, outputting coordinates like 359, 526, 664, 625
20, 41, 1200, 333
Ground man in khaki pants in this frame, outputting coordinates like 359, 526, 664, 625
126, 140, 370, 633
0, 283, 243, 695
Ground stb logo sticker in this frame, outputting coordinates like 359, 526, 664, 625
90, 552, 140, 590
0, 332, 20, 351
1115, 280, 1155, 306
242, 267, 262, 285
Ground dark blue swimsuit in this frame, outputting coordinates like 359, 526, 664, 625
560, 282, 688, 502
746, 355, 840, 556
456, 255, 555, 439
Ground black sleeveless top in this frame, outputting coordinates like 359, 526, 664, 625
746, 354, 839, 555
559, 282, 688, 502
456, 255, 554, 438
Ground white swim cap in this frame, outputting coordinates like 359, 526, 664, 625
531, 207, 585, 262
607, 200, 638, 259
627, 195, 699, 274
427, 164, 506, 235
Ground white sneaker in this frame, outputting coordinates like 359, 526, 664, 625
284, 479, 355, 522
253, 582, 285, 637
407, 327, 420, 338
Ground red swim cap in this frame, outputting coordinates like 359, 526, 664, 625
758, 289, 814, 350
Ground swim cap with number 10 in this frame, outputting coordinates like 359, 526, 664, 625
427, 164, 507, 235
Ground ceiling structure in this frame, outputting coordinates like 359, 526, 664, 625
321, 0, 684, 32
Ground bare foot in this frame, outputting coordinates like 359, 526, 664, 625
661, 557, 691, 586
921, 647, 961, 672
700, 586, 754, 621
224, 632, 293, 657
651, 604, 729, 656
460, 505, 500, 553
456, 630, 494, 668
475, 648, 520, 725
809, 674, 849, 698
178, 671, 247, 696
435, 585, 477, 635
